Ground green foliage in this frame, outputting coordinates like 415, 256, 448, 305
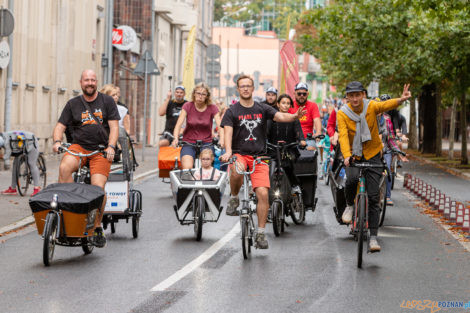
297, 0, 470, 98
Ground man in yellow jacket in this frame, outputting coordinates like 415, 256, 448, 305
337, 81, 411, 252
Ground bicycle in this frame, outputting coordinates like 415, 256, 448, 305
323, 148, 335, 186
390, 148, 406, 190
10, 137, 47, 196
348, 159, 387, 268
267, 141, 304, 236
227, 156, 269, 259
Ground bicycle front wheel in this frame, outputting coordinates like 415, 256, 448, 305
290, 192, 305, 225
378, 176, 387, 227
37, 154, 47, 189
194, 195, 204, 241
357, 195, 366, 269
272, 200, 282, 237
241, 217, 250, 259
391, 157, 397, 190
43, 213, 58, 266
16, 155, 30, 196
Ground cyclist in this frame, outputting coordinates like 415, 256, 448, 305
262, 87, 278, 108
51, 69, 120, 248
0, 131, 42, 196
338, 81, 411, 252
220, 75, 306, 249
171, 83, 223, 169
288, 82, 321, 148
267, 94, 307, 190
159, 85, 187, 147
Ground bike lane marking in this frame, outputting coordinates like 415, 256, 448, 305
150, 222, 240, 292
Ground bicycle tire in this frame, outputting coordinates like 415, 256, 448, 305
110, 222, 116, 234
81, 237, 94, 255
378, 176, 387, 227
119, 135, 132, 180
43, 213, 57, 266
241, 217, 250, 259
391, 157, 397, 190
290, 192, 305, 225
16, 155, 30, 196
194, 195, 204, 241
132, 190, 142, 239
272, 200, 282, 237
37, 154, 47, 189
325, 162, 331, 186
357, 195, 366, 269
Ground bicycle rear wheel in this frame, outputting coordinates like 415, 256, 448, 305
16, 155, 30, 196
194, 195, 204, 241
37, 154, 47, 189
378, 176, 387, 227
272, 200, 282, 237
391, 157, 397, 190
43, 213, 57, 266
357, 195, 366, 268
241, 217, 250, 259
290, 192, 305, 225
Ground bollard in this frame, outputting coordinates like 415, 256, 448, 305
456, 203, 464, 226
438, 196, 445, 214
430, 188, 435, 206
444, 201, 451, 219
425, 187, 431, 203
449, 201, 457, 222
462, 208, 470, 232
433, 190, 441, 209
404, 173, 410, 188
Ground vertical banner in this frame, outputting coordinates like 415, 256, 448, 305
279, 15, 291, 94
280, 40, 299, 98
183, 25, 196, 96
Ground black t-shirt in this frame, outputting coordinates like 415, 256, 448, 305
58, 93, 120, 150
164, 99, 186, 133
221, 101, 278, 155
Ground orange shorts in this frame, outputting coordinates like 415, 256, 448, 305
230, 154, 270, 189
67, 144, 112, 178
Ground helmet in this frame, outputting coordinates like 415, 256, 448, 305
379, 94, 391, 101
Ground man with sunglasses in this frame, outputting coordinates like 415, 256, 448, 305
288, 82, 322, 147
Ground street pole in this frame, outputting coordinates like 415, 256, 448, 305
142, 54, 148, 162
4, 0, 14, 132
104, 0, 114, 84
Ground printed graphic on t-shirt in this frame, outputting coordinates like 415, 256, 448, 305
239, 114, 262, 141
81, 109, 103, 125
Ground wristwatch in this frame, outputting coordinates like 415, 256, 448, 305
108, 144, 116, 150
54, 140, 61, 144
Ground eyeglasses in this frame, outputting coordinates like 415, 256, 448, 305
195, 92, 208, 97
238, 85, 253, 90
296, 92, 307, 96
201, 158, 212, 161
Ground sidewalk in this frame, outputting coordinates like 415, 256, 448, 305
0, 146, 159, 232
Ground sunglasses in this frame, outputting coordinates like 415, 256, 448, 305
296, 92, 307, 96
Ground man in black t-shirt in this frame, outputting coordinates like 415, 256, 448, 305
158, 85, 187, 146
52, 69, 120, 248
220, 75, 305, 249
261, 86, 278, 107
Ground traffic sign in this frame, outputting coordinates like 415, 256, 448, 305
0, 9, 14, 37
133, 50, 160, 75
207, 44, 221, 60
207, 77, 220, 88
233, 74, 241, 84
206, 61, 221, 73
0, 40, 10, 69
112, 28, 123, 44
113, 25, 137, 51
224, 73, 231, 81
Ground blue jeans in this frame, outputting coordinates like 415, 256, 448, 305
384, 152, 392, 199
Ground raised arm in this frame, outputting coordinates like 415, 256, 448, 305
171, 109, 187, 147
273, 106, 306, 123
158, 90, 172, 116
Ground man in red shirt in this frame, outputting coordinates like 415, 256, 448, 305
288, 82, 322, 147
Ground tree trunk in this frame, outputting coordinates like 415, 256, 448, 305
461, 90, 468, 165
448, 97, 457, 160
409, 97, 418, 149
418, 84, 437, 154
435, 85, 442, 156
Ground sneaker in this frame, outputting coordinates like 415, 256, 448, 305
255, 232, 269, 249
292, 185, 302, 194
1, 187, 18, 195
368, 236, 381, 253
31, 187, 41, 197
342, 205, 354, 224
226, 196, 240, 216
386, 198, 394, 206
92, 227, 107, 248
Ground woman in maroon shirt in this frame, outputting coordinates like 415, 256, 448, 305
172, 83, 223, 169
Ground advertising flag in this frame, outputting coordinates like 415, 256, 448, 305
182, 26, 196, 95
280, 40, 299, 98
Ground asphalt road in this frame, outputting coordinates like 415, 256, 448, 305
1, 166, 470, 313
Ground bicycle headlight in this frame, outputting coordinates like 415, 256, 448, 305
274, 190, 280, 197
86, 209, 98, 230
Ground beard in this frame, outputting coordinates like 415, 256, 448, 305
296, 97, 307, 105
82, 85, 97, 97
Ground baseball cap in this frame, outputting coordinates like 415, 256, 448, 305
345, 81, 366, 94
294, 82, 308, 91
175, 85, 185, 91
266, 87, 278, 94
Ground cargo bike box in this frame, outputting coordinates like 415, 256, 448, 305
294, 149, 319, 210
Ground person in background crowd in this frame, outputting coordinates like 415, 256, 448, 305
100, 84, 131, 134
159, 85, 187, 147
262, 87, 278, 108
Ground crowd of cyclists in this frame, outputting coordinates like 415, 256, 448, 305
157, 75, 411, 251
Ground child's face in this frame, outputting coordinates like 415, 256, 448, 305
201, 154, 213, 168
278, 98, 291, 113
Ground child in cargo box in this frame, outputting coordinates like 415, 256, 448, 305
193, 149, 221, 181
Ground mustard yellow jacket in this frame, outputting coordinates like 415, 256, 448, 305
337, 99, 400, 160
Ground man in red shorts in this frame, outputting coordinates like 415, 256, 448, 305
52, 69, 120, 248
220, 75, 305, 249
288, 82, 322, 147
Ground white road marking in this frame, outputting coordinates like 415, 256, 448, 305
383, 225, 422, 231
150, 222, 240, 292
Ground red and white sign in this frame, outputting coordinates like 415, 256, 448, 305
112, 29, 123, 45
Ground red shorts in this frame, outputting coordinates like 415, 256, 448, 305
66, 144, 112, 178
230, 154, 270, 189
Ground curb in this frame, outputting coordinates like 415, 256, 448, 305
0, 168, 159, 237
408, 153, 470, 181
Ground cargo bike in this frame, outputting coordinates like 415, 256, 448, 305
101, 133, 142, 238
29, 144, 108, 266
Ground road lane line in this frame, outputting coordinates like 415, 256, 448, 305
150, 222, 240, 292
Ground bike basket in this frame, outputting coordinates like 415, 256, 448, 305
9, 139, 24, 156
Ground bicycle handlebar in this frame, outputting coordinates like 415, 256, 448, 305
59, 143, 107, 158
391, 149, 407, 157
223, 155, 269, 175
267, 141, 300, 150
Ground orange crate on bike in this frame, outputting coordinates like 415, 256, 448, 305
158, 147, 181, 178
